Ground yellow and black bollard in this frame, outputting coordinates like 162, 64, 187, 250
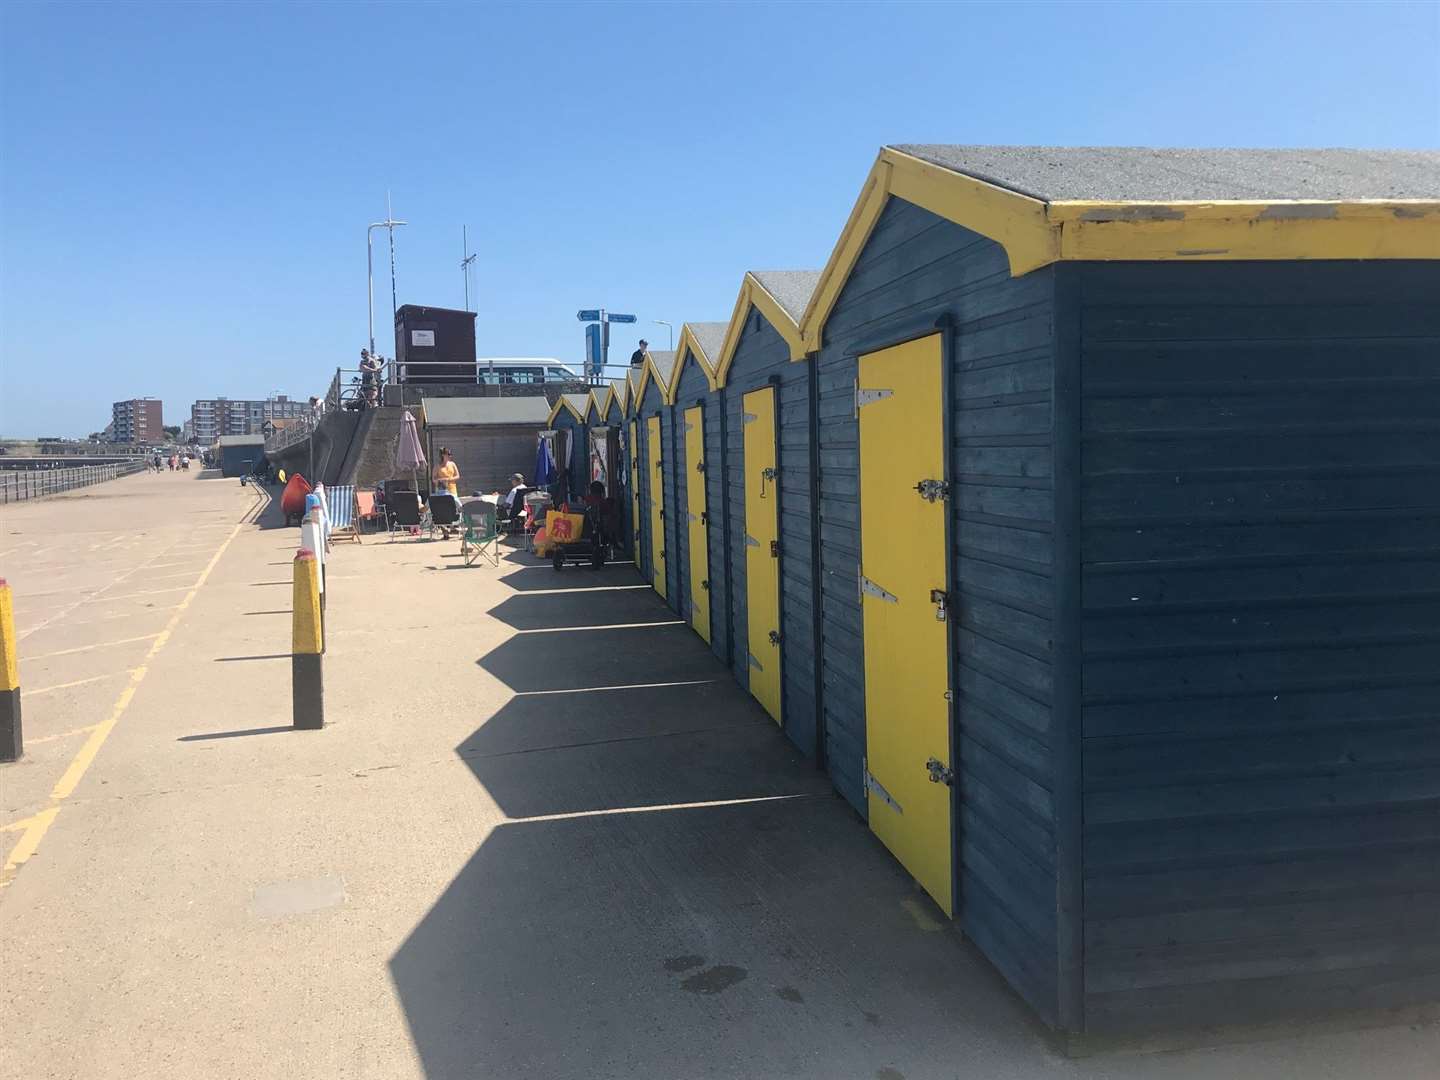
1, 578, 21, 762
292, 550, 324, 730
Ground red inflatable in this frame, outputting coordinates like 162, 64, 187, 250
281, 473, 312, 526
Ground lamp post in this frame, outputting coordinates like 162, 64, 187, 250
654, 320, 674, 351
367, 217, 407, 356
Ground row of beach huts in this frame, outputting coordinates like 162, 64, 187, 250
544, 144, 1440, 1039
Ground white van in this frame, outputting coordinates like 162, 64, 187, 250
475, 358, 579, 385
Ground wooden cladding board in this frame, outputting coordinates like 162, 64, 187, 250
1077, 260, 1440, 1033
815, 197, 1062, 1025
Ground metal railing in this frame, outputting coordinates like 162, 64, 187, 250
0, 461, 148, 504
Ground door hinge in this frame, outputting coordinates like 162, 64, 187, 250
863, 758, 903, 815
748, 652, 765, 671
926, 757, 954, 787
767, 629, 781, 646
770, 539, 781, 558
915, 479, 949, 502
855, 384, 894, 414
742, 412, 759, 425
859, 572, 898, 604
745, 534, 760, 548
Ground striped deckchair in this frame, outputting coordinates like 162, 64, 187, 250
328, 484, 361, 543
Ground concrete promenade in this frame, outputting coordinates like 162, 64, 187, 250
1, 471, 1436, 1078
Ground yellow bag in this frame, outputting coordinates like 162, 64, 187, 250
545, 511, 585, 545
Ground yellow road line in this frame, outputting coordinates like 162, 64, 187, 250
1, 514, 250, 888
24, 671, 135, 696
26, 634, 160, 661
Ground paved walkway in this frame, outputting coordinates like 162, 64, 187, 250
1, 473, 1436, 1078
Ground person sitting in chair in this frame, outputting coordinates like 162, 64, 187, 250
499, 472, 529, 531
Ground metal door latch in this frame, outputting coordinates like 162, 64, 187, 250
925, 758, 954, 786
760, 465, 778, 497
768, 630, 782, 646
701, 579, 710, 591
915, 479, 949, 502
930, 588, 949, 622
696, 459, 706, 473
700, 511, 708, 524
770, 539, 781, 558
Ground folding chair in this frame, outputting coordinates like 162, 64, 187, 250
460, 500, 501, 566
328, 485, 360, 543
388, 490, 424, 540
356, 490, 383, 534
429, 493, 462, 539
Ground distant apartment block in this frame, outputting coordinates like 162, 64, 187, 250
189, 396, 305, 440
111, 398, 163, 443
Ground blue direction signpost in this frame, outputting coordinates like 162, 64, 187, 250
576, 308, 638, 380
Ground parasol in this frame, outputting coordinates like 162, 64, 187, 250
394, 410, 427, 495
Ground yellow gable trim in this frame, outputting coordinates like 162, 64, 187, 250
586, 386, 612, 422
713, 273, 808, 388
546, 395, 584, 426
673, 325, 719, 397
799, 146, 1440, 357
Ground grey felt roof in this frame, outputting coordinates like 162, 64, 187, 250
686, 321, 729, 364
646, 350, 677, 386
751, 270, 823, 323
608, 379, 628, 408
422, 396, 552, 426
216, 434, 266, 447
893, 145, 1440, 203
562, 393, 591, 416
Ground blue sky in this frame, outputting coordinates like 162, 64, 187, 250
2, 0, 1437, 437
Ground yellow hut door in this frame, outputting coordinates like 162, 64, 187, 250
629, 420, 641, 569
742, 386, 781, 724
684, 405, 711, 643
647, 414, 667, 599
857, 334, 953, 917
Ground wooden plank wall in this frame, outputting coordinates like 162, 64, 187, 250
815, 198, 1064, 1023
723, 311, 819, 759
1077, 261, 1440, 1032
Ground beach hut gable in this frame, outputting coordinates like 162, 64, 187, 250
799, 144, 1440, 355
713, 271, 819, 385
545, 394, 586, 426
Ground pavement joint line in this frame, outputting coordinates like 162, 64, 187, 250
21, 723, 104, 746
457, 721, 771, 761
24, 634, 162, 661
15, 605, 184, 633
516, 620, 687, 635
0, 513, 251, 889
510, 793, 827, 824
514, 679, 719, 697
508, 584, 655, 596
24, 670, 138, 696
15, 524, 218, 641
88, 585, 197, 602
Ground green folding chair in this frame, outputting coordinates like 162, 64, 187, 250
460, 500, 500, 566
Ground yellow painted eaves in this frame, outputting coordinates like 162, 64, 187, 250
587, 385, 612, 422
546, 395, 584, 426
799, 145, 1440, 357
673, 324, 720, 398
713, 273, 808, 388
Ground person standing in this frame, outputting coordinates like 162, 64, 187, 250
432, 448, 461, 539
629, 339, 648, 367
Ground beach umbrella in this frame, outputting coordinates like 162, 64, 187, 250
534, 433, 556, 487
394, 410, 426, 493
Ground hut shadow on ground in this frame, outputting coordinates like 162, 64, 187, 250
389, 583, 1047, 1080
